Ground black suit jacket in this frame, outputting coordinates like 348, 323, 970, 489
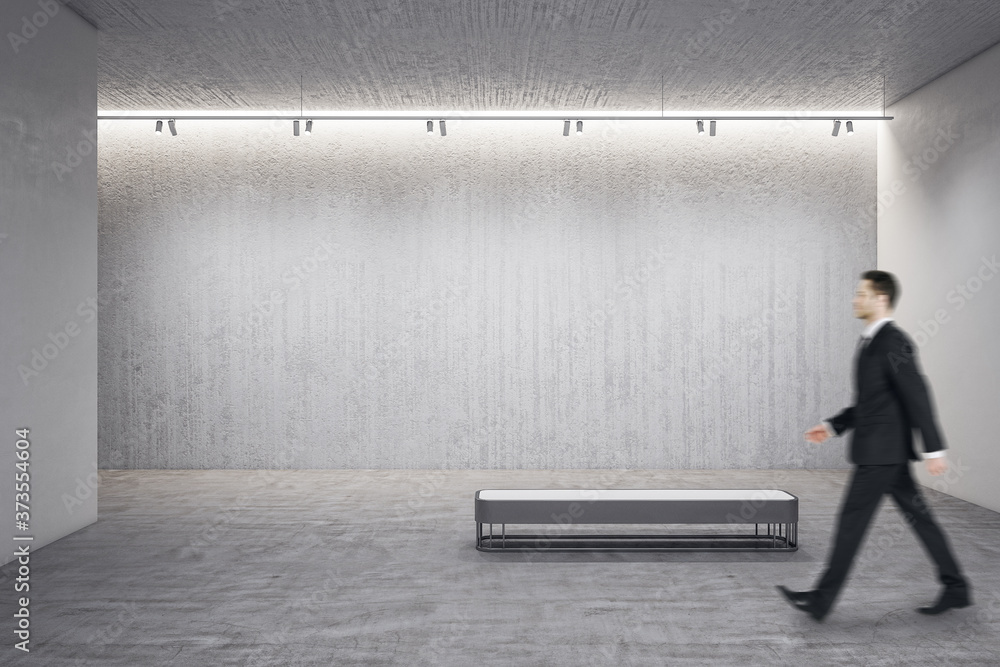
826, 321, 946, 465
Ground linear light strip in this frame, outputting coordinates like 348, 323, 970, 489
101, 108, 889, 117
101, 114, 892, 121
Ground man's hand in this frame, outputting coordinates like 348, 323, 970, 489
805, 424, 830, 444
925, 456, 948, 476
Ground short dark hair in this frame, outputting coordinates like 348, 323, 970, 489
861, 270, 899, 309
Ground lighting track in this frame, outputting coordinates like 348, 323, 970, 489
100, 113, 893, 121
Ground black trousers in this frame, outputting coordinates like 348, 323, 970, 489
814, 461, 966, 609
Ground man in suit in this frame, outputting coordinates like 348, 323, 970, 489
777, 270, 971, 621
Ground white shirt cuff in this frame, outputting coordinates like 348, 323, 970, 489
822, 420, 836, 437
923, 450, 946, 459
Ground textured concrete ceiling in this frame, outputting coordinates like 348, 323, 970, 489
68, 0, 1000, 112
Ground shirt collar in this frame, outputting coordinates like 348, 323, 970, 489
862, 316, 894, 340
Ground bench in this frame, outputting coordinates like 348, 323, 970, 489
475, 489, 798, 552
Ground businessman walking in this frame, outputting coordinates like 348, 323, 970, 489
778, 270, 971, 621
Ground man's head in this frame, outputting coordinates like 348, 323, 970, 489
853, 270, 898, 321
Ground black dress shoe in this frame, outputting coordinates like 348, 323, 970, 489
917, 587, 971, 615
776, 585, 829, 621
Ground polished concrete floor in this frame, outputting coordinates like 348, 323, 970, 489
2, 468, 999, 666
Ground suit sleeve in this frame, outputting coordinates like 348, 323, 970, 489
825, 408, 854, 436
885, 329, 946, 455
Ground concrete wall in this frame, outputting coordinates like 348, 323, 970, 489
0, 0, 97, 565
878, 42, 1000, 513
98, 116, 876, 469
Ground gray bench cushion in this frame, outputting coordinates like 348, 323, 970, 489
475, 489, 797, 524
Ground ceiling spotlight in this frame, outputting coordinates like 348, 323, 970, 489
576, 120, 583, 135
563, 120, 570, 136
293, 120, 300, 136
154, 120, 163, 135
168, 119, 177, 136
846, 120, 854, 136
439, 119, 446, 136
697, 119, 705, 135
427, 120, 434, 135
709, 120, 717, 136
304, 119, 312, 135
832, 120, 841, 137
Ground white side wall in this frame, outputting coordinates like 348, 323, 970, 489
878, 42, 1000, 512
0, 0, 98, 564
